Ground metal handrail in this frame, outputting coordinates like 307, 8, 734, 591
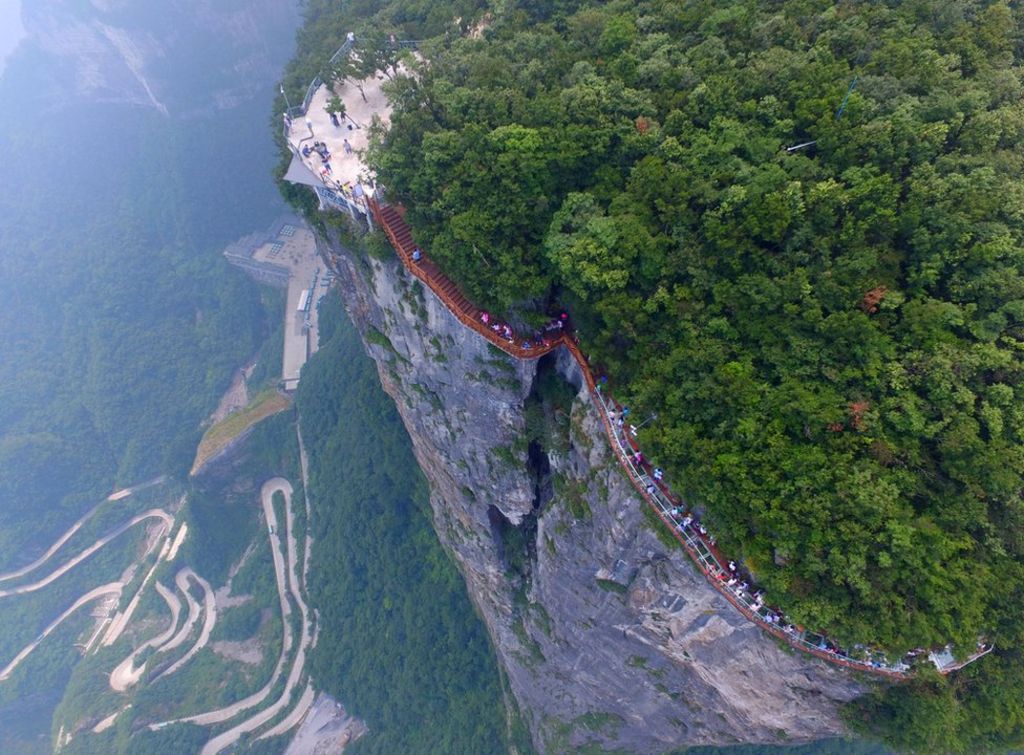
301, 76, 322, 114
328, 38, 356, 66
368, 199, 563, 361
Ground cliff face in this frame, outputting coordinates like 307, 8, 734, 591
20, 0, 299, 114
322, 234, 867, 753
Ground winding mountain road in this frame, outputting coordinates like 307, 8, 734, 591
0, 476, 167, 584
0, 583, 123, 680
258, 682, 315, 741
157, 569, 202, 656
200, 477, 313, 754
150, 478, 299, 732
155, 569, 216, 680
101, 527, 175, 648
110, 581, 181, 692
0, 504, 104, 584
0, 510, 173, 599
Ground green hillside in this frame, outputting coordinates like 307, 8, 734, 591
297, 292, 511, 754
282, 0, 1024, 751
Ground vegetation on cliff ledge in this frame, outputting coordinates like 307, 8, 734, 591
297, 291, 509, 754
283, 0, 1024, 750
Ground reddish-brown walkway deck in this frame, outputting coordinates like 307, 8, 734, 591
374, 202, 562, 360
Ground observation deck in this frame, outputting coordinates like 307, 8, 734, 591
281, 40, 409, 218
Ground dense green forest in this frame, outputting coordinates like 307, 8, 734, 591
281, 0, 1024, 750
0, 45, 285, 562
0, 1, 299, 749
297, 291, 510, 754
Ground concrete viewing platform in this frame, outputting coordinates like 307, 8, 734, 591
282, 61, 410, 213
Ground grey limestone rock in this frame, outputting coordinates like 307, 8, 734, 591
320, 232, 867, 753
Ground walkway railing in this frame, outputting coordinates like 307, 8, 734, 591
328, 38, 356, 66
364, 196, 995, 680
370, 200, 563, 360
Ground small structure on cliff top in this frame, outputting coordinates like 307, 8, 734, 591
280, 37, 414, 221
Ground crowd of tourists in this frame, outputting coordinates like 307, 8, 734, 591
476, 310, 571, 351
598, 389, 903, 669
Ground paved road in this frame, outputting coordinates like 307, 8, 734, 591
0, 476, 168, 583
92, 707, 126, 734
0, 509, 173, 599
153, 582, 182, 643
0, 583, 122, 680
110, 581, 181, 691
297, 427, 315, 594
166, 523, 188, 562
151, 478, 297, 731
101, 528, 174, 648
259, 682, 314, 741
155, 569, 201, 656
156, 569, 216, 680
106, 475, 167, 502
199, 477, 314, 754
0, 503, 103, 583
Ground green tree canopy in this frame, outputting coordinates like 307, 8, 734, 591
282, 0, 1024, 749
372, 0, 1024, 658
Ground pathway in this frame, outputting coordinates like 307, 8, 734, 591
166, 523, 188, 562
92, 706, 129, 734
373, 201, 562, 361
0, 502, 104, 583
101, 526, 175, 647
194, 478, 314, 753
110, 581, 181, 692
0, 510, 173, 599
155, 569, 216, 680
156, 570, 201, 655
107, 475, 168, 502
150, 477, 308, 733
258, 682, 314, 741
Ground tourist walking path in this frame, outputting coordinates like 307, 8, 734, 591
369, 198, 992, 678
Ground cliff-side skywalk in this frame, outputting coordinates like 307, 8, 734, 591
368, 196, 993, 680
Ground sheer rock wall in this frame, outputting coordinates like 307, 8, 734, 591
321, 234, 866, 753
